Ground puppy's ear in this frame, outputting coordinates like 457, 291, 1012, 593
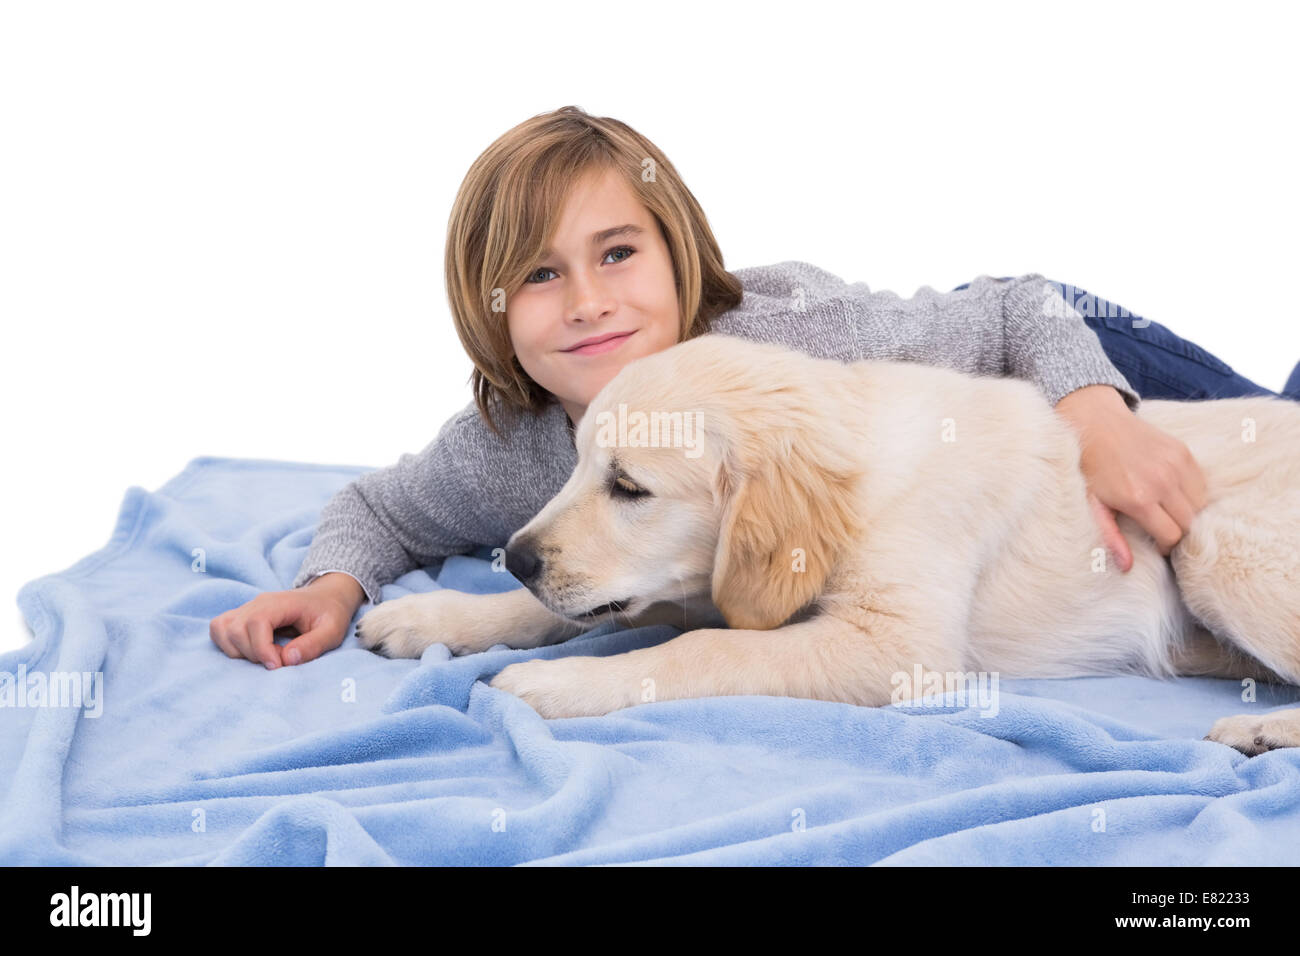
710, 430, 862, 630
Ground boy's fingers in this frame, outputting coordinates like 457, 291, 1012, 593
1135, 502, 1184, 555
281, 627, 335, 666
246, 617, 281, 670
1088, 493, 1132, 573
209, 620, 239, 659
1178, 446, 1208, 511
211, 594, 335, 666
1162, 488, 1200, 540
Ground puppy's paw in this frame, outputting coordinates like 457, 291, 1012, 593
490, 656, 635, 719
1205, 709, 1300, 756
354, 595, 429, 659
356, 589, 516, 659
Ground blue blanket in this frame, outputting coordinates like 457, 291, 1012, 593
5, 456, 1300, 865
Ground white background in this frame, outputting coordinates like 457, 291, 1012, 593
4, 0, 1297, 651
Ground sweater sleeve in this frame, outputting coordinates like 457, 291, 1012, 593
725, 262, 1140, 411
840, 267, 1141, 410
997, 273, 1141, 410
290, 414, 485, 605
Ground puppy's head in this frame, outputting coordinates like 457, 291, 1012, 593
505, 335, 864, 630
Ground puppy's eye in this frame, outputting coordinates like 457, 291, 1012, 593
612, 475, 651, 499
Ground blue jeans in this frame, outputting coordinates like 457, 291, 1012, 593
951, 277, 1300, 401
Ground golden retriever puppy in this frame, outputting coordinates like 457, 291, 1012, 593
357, 335, 1300, 754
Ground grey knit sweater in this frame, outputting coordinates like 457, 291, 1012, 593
292, 261, 1140, 604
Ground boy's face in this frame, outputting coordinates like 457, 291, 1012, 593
506, 165, 682, 426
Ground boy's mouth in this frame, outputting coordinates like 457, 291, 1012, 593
562, 330, 637, 355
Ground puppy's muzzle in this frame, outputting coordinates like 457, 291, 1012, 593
504, 539, 543, 588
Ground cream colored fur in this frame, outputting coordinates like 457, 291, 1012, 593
357, 335, 1300, 755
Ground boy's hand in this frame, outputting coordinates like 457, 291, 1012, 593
1055, 385, 1208, 573
209, 575, 362, 667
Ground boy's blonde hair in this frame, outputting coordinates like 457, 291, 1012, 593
444, 105, 743, 438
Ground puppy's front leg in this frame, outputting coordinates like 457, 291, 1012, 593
357, 586, 587, 658
490, 608, 963, 719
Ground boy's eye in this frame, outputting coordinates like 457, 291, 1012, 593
524, 245, 636, 285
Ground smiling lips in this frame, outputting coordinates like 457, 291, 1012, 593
563, 330, 636, 355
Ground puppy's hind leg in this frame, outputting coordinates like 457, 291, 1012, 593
1170, 624, 1300, 755
1206, 709, 1300, 756
1173, 499, 1300, 755
1171, 500, 1300, 685
1170, 624, 1287, 683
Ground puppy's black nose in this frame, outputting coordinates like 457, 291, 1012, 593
505, 543, 542, 586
